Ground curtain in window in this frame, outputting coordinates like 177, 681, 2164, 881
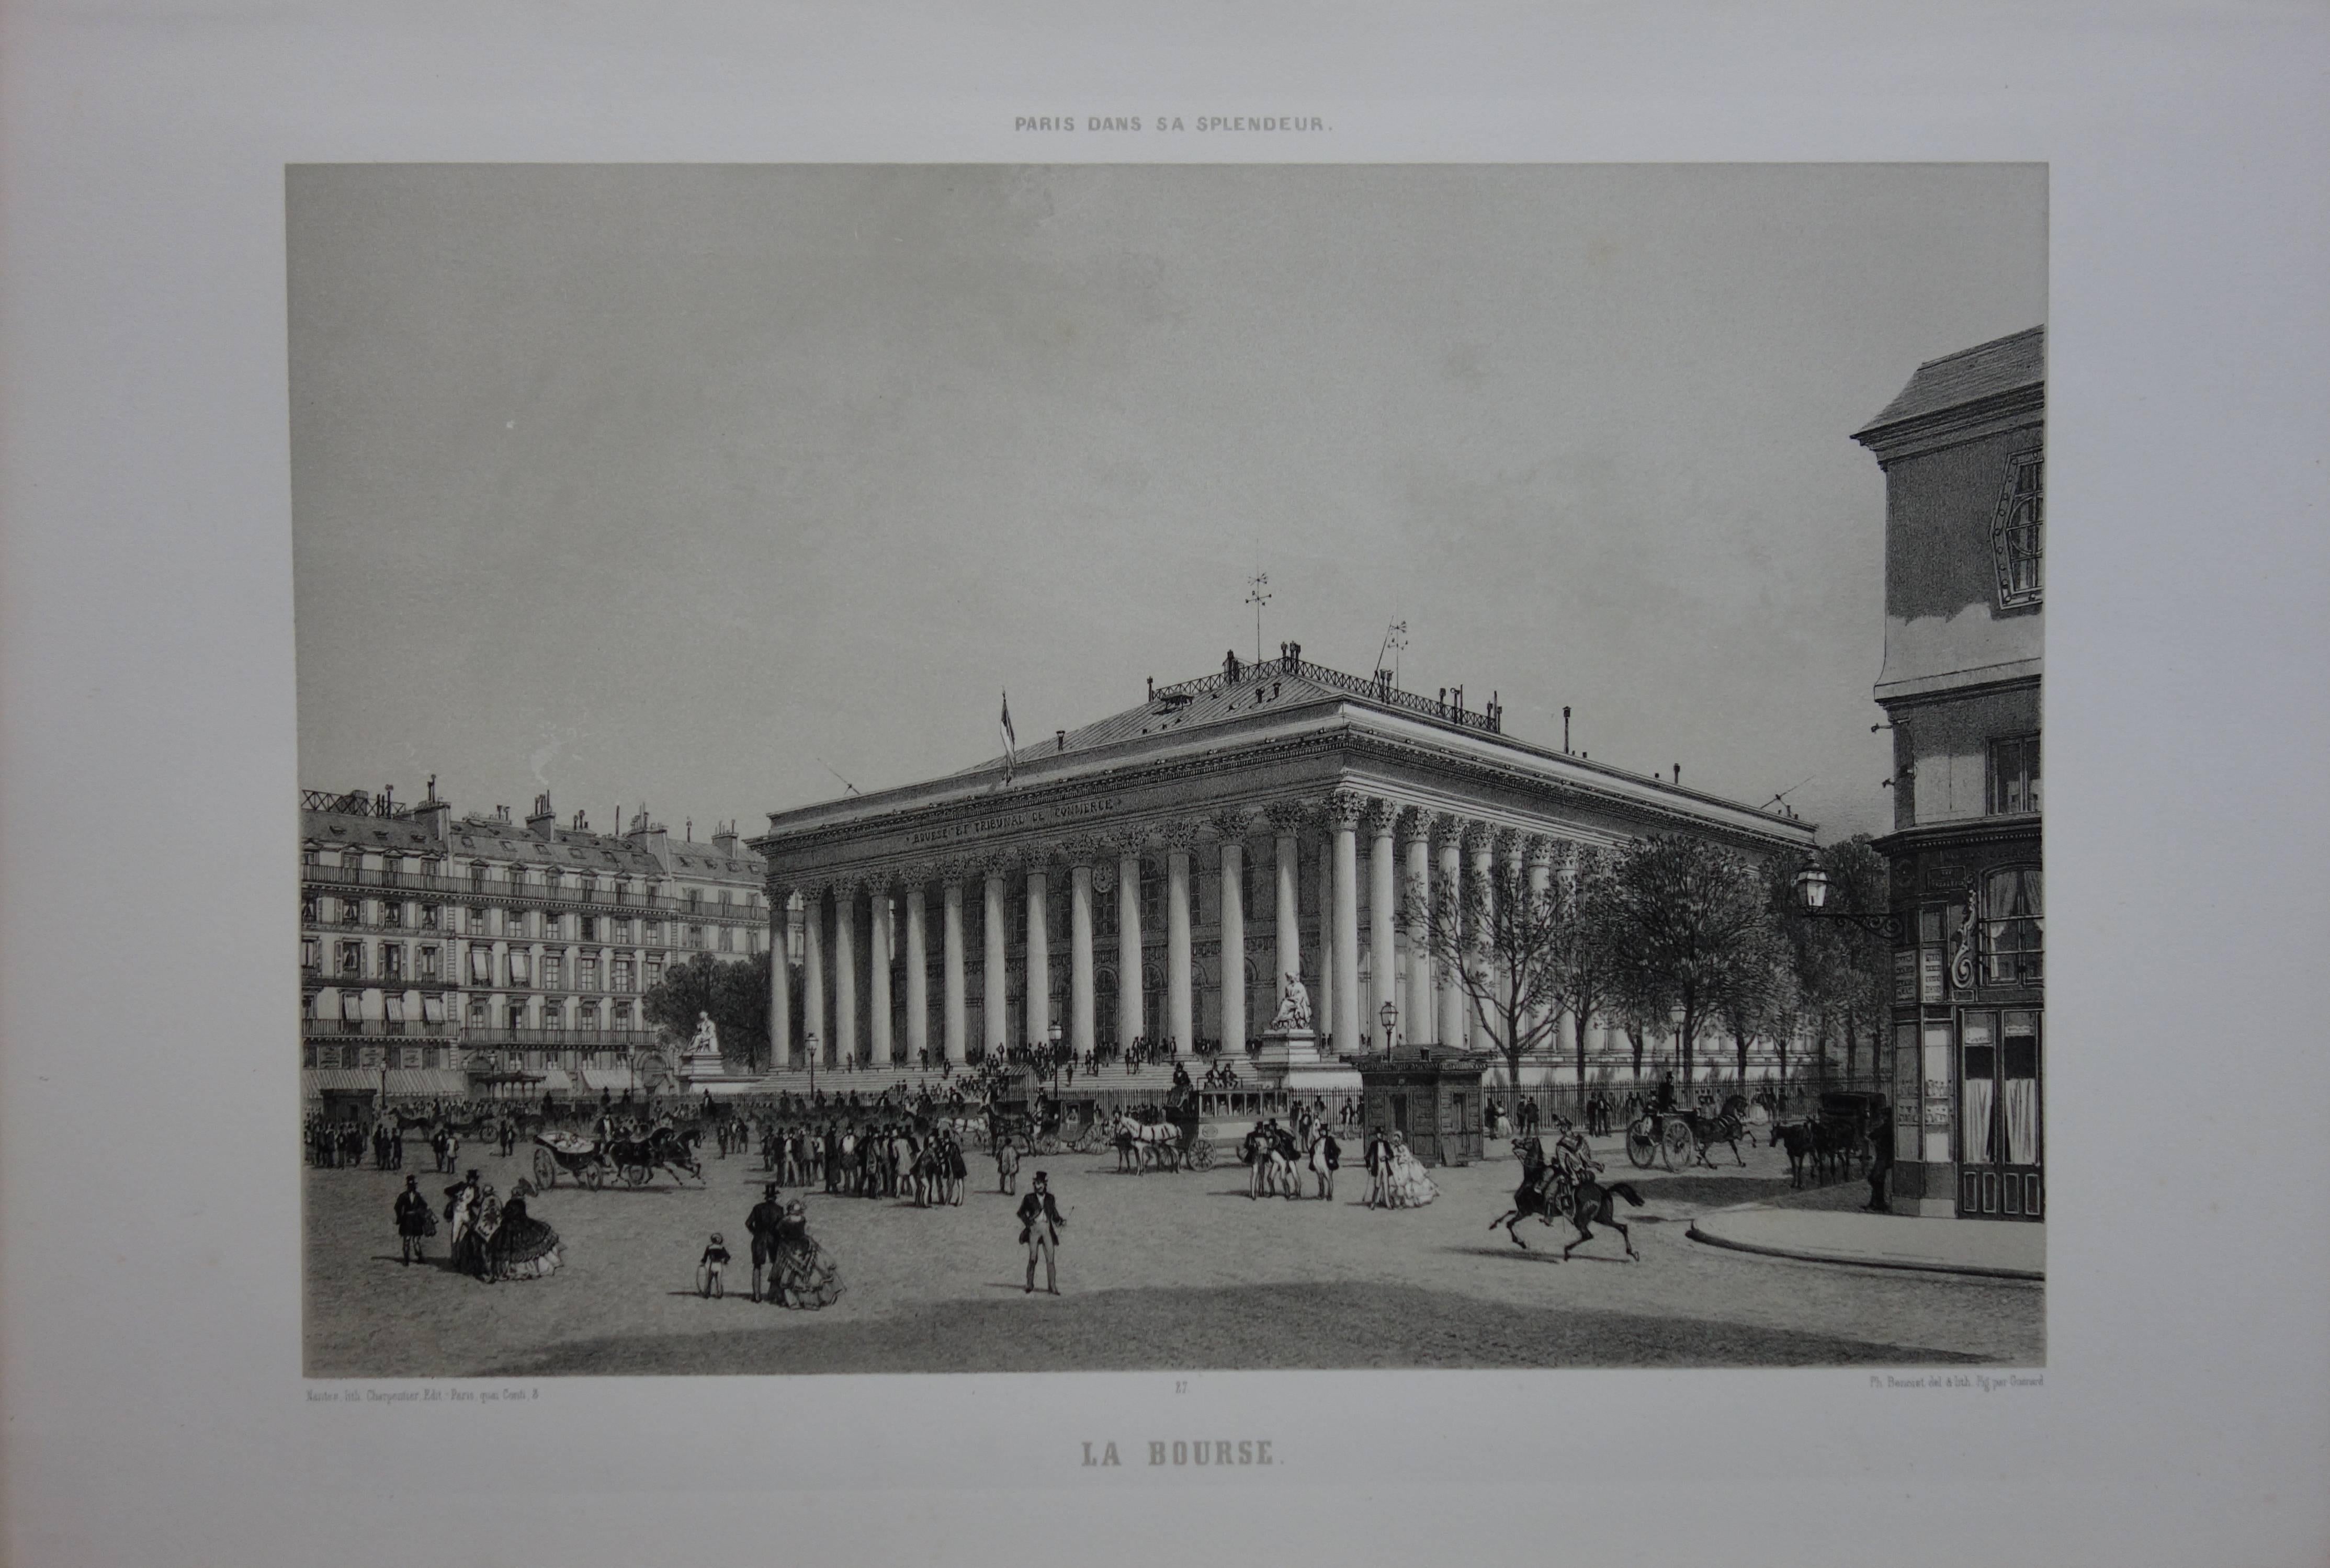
2003, 1031, 2041, 1164
1962, 1047, 1997, 1166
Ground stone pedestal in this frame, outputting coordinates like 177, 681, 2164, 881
1253, 1029, 1363, 1095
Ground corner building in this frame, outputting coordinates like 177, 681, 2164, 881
752, 648, 1813, 1073
1854, 326, 2045, 1221
301, 783, 769, 1100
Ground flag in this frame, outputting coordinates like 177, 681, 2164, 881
1000, 691, 1018, 782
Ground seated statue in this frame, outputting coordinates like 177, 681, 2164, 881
691, 1012, 720, 1056
1266, 972, 1314, 1032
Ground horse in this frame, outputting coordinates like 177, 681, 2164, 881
1558, 1175, 1646, 1261
1680, 1105, 1754, 1169
1770, 1121, 1816, 1187
1487, 1137, 1572, 1249
1115, 1113, 1182, 1174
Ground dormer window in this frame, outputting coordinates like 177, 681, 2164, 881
1992, 450, 2043, 607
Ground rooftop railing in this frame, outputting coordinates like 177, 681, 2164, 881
1153, 653, 1503, 734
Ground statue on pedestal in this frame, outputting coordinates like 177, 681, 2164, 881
692, 1012, 720, 1058
1268, 972, 1314, 1033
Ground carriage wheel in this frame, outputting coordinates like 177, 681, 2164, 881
531, 1147, 557, 1189
1190, 1140, 1215, 1172
1662, 1120, 1693, 1167
621, 1162, 652, 1187
1625, 1121, 1657, 1168
1034, 1133, 1060, 1156
583, 1162, 606, 1190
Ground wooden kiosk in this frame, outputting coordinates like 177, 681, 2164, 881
1355, 1048, 1490, 1167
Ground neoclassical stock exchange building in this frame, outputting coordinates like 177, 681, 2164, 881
753, 647, 1813, 1080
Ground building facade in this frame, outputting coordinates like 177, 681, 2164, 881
752, 647, 1815, 1078
1854, 326, 2045, 1221
299, 782, 770, 1099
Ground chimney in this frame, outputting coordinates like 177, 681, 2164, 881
526, 793, 556, 838
712, 821, 739, 857
1672, 765, 1682, 785
624, 809, 670, 862
1056, 729, 1067, 753
414, 778, 451, 842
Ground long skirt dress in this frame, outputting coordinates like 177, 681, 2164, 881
483, 1197, 563, 1281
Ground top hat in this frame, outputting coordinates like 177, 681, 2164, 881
1033, 1171, 1049, 1183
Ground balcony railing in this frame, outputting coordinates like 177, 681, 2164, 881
299, 862, 764, 920
302, 1018, 457, 1040
1153, 653, 1503, 734
453, 1027, 664, 1050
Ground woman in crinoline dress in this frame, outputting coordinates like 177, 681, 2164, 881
1384, 1132, 1440, 1208
484, 1179, 563, 1282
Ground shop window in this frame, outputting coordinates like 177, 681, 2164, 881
2001, 1013, 2041, 1166
1991, 450, 2043, 607
1980, 867, 2044, 984
1988, 734, 2041, 816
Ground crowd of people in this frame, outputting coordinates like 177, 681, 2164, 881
392, 1168, 563, 1282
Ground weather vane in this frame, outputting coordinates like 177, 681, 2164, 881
1245, 571, 1272, 665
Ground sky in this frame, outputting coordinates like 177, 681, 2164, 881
288, 163, 2044, 842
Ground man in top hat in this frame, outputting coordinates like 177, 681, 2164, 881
1016, 1171, 1066, 1295
745, 1182, 786, 1303
393, 1174, 432, 1265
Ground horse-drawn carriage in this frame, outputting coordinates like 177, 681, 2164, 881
530, 1126, 704, 1190
1625, 1093, 1758, 1171
987, 1094, 1114, 1156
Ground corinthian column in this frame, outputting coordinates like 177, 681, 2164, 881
1315, 822, 1336, 1043
1212, 811, 1252, 1052
1025, 859, 1051, 1051
1115, 837, 1145, 1046
1266, 802, 1306, 1012
1366, 800, 1400, 1053
768, 883, 792, 1067
1435, 819, 1465, 1051
801, 884, 826, 1066
1160, 822, 1198, 1058
1403, 816, 1433, 1048
832, 878, 860, 1070
903, 874, 929, 1065
867, 880, 893, 1069
941, 866, 967, 1064
1326, 790, 1365, 1056
1066, 842, 1097, 1059
982, 857, 1010, 1056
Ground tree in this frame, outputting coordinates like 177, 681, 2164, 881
1711, 923, 1799, 1088
1407, 849, 1565, 1104
1544, 844, 1624, 1098
1771, 836, 1890, 1086
1604, 834, 1787, 1086
642, 951, 772, 1071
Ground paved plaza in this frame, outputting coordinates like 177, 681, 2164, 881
307, 1131, 2042, 1377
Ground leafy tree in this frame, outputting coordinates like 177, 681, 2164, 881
1771, 836, 1890, 1085
1711, 922, 1799, 1087
1544, 844, 1624, 1098
1604, 834, 1786, 1086
1407, 850, 1565, 1103
642, 951, 772, 1071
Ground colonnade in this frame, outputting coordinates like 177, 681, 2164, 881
766, 791, 1568, 1070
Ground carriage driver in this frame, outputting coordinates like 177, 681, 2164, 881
745, 1183, 786, 1304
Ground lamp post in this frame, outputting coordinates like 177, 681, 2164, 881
1047, 1020, 1065, 1093
1792, 856, 1901, 940
1379, 999, 1398, 1056
804, 1032, 819, 1100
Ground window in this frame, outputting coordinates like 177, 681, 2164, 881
614, 958, 634, 993
719, 888, 733, 908
416, 946, 439, 979
385, 994, 406, 1025
687, 925, 704, 950
645, 921, 664, 945
469, 863, 488, 891
613, 917, 634, 944
469, 948, 492, 984
301, 937, 319, 971
1992, 450, 2043, 607
382, 899, 403, 928
646, 959, 663, 990
301, 895, 320, 925
719, 926, 736, 953
340, 898, 361, 926
468, 998, 489, 1028
508, 951, 530, 986
340, 992, 363, 1023
1988, 734, 2041, 816
1980, 866, 2044, 985
421, 995, 446, 1025
382, 945, 405, 980
301, 991, 317, 1022
686, 888, 703, 913
543, 954, 563, 991
580, 956, 599, 991
580, 915, 597, 942
336, 941, 363, 977
467, 905, 489, 935
421, 905, 440, 930
580, 1002, 600, 1031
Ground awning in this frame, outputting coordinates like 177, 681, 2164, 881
304, 1070, 382, 1096
382, 1069, 473, 1098
578, 1066, 641, 1092
532, 1067, 575, 1094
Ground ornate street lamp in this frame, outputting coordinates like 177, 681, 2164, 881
1379, 999, 1399, 1055
1047, 1020, 1065, 1091
804, 1031, 819, 1099
1793, 854, 1899, 940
